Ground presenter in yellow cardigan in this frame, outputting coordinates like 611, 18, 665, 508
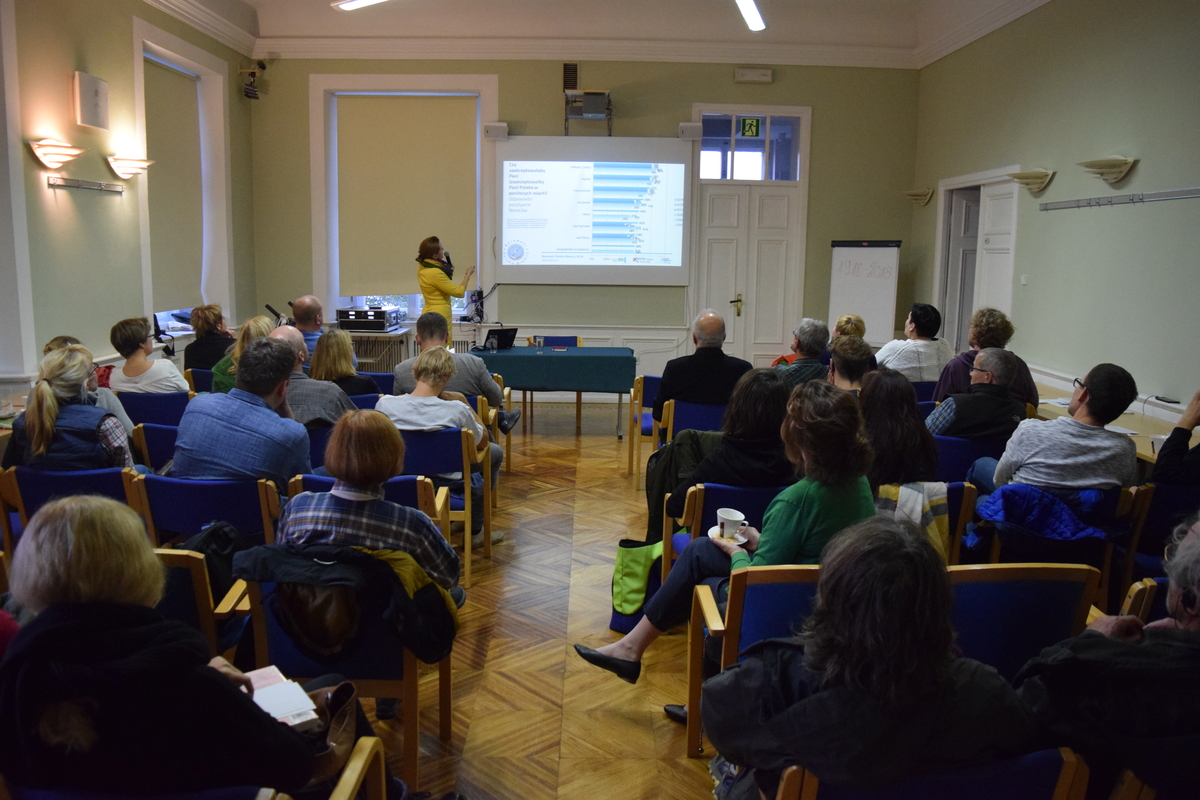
416, 236, 475, 329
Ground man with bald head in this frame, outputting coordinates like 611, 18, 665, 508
292, 294, 356, 369
269, 326, 355, 427
651, 310, 752, 424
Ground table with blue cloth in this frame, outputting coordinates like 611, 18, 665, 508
476, 346, 636, 437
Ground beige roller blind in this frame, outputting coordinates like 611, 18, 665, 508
337, 95, 477, 297
144, 59, 203, 311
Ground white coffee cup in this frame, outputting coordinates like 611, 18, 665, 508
1150, 434, 1168, 455
716, 507, 747, 540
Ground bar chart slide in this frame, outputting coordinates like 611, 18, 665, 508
502, 160, 685, 266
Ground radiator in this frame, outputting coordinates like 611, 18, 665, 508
349, 334, 408, 374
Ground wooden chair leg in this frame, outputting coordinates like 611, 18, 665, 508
462, 489, 472, 589
401, 649, 420, 789
438, 656, 452, 742
575, 391, 582, 434
483, 454, 494, 559
686, 595, 707, 758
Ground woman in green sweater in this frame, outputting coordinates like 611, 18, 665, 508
575, 381, 875, 685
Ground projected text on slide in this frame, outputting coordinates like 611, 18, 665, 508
502, 160, 685, 267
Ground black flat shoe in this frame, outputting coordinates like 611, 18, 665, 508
573, 644, 641, 684
663, 704, 687, 725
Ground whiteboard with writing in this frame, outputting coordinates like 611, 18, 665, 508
827, 241, 901, 347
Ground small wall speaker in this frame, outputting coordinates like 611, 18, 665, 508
74, 72, 109, 130
484, 122, 509, 141
678, 122, 704, 140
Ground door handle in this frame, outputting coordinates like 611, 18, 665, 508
729, 294, 742, 317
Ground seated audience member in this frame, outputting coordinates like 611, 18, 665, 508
933, 307, 1039, 407
277, 409, 462, 606
182, 304, 234, 372
968, 363, 1138, 495
859, 367, 938, 489
310, 328, 380, 396
777, 318, 830, 389
211, 314, 275, 394
377, 347, 503, 549
644, 368, 797, 542
1014, 511, 1200, 798
652, 310, 752, 424
873, 302, 955, 382
1151, 388, 1200, 487
925, 348, 1026, 441
3, 346, 134, 471
574, 381, 874, 686
826, 335, 873, 396
41, 336, 133, 436
268, 326, 356, 428
173, 337, 311, 487
393, 311, 521, 434
818, 313, 878, 371
107, 317, 189, 394
703, 516, 1037, 799
0, 495, 419, 799
292, 294, 356, 370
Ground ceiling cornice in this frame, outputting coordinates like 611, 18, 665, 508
141, 0, 257, 57
252, 37, 919, 70
914, 0, 1051, 68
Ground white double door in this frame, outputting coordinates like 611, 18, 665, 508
696, 183, 806, 366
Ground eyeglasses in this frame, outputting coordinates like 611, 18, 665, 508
88, 365, 100, 376
1072, 377, 1086, 390
969, 367, 992, 376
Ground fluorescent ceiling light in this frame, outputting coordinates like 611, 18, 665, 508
735, 0, 766, 31
331, 0, 389, 9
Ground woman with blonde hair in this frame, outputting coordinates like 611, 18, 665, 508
39, 336, 133, 436
182, 304, 234, 372
416, 235, 475, 329
210, 314, 275, 393
3, 346, 133, 471
309, 329, 380, 396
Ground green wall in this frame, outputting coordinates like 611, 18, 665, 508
14, 0, 256, 356
911, 0, 1200, 399
250, 59, 918, 328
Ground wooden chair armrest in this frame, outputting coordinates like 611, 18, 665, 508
215, 579, 248, 617
1086, 605, 1103, 626
695, 584, 725, 637
234, 593, 251, 615
329, 736, 387, 800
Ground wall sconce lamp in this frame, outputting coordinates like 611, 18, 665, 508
904, 188, 933, 206
1007, 169, 1055, 195
106, 156, 154, 180
1078, 157, 1135, 185
29, 139, 85, 170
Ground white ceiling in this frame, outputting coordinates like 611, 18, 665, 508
154, 0, 1051, 68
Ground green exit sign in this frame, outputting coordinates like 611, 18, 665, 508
739, 117, 763, 137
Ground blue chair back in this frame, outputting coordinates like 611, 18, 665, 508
640, 376, 662, 410
12, 787, 267, 800
949, 565, 1096, 681
348, 393, 379, 410
670, 401, 726, 437
735, 579, 819, 661
696, 483, 787, 535
399, 428, 466, 477
296, 474, 423, 509
117, 391, 191, 427
809, 748, 1072, 800
308, 426, 332, 469
464, 395, 479, 412
359, 372, 394, 394
934, 435, 1006, 483
911, 381, 937, 402
917, 400, 937, 420
13, 466, 128, 523
139, 474, 266, 542
139, 423, 179, 471
189, 369, 213, 392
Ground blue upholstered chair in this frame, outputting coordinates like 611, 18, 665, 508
287, 473, 446, 536
662, 482, 790, 583
917, 400, 938, 420
911, 381, 937, 402
662, 399, 726, 443
933, 435, 1006, 483
348, 393, 380, 411
132, 423, 179, 472
358, 371, 394, 395
155, 548, 248, 655
308, 425, 332, 469
774, 747, 1088, 800
1116, 483, 1200, 591
124, 472, 277, 547
115, 390, 192, 427
947, 563, 1099, 682
184, 368, 213, 393
1, 467, 133, 565
686, 565, 821, 757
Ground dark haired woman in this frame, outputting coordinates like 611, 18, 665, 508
643, 369, 797, 541
703, 516, 1037, 798
574, 381, 875, 684
859, 367, 938, 490
416, 236, 476, 329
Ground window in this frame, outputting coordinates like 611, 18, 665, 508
699, 113, 802, 181
361, 294, 467, 319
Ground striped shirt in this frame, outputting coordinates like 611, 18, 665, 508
275, 481, 460, 589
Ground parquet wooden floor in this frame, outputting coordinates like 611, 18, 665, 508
370, 402, 715, 799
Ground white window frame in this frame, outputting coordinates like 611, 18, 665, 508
692, 104, 812, 185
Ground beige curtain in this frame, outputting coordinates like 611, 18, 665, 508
144, 59, 203, 311
337, 95, 477, 297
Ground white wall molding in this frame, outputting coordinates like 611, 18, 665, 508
914, 0, 1051, 67
141, 0, 257, 57
260, 37, 917, 69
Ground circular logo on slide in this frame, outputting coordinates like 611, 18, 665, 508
506, 241, 526, 263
